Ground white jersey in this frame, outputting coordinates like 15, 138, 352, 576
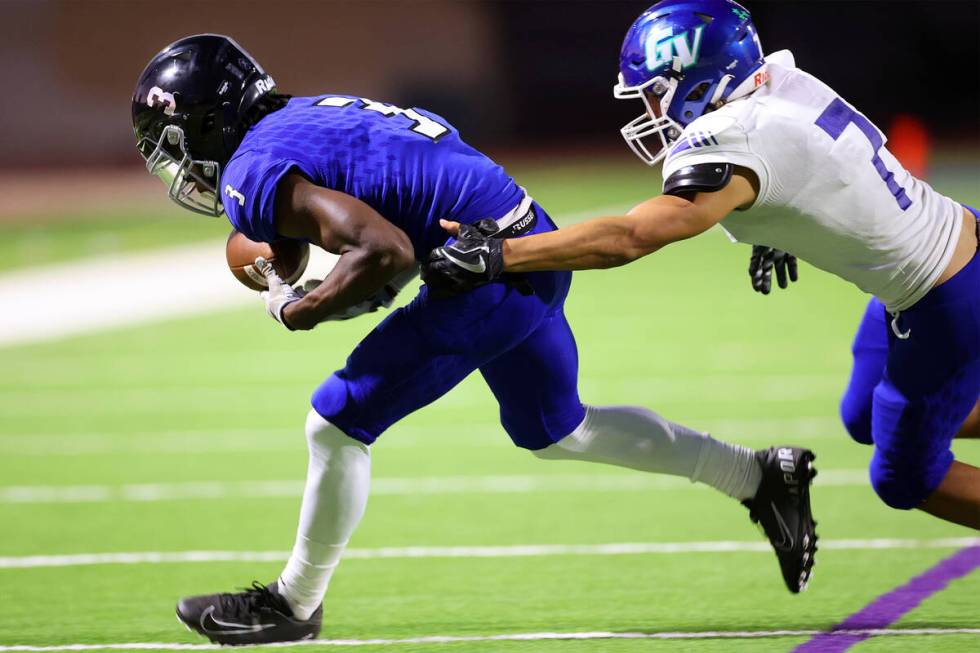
662, 50, 964, 312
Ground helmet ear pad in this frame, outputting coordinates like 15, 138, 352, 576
220, 101, 242, 161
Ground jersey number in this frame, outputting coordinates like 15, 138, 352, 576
814, 98, 911, 210
315, 96, 449, 142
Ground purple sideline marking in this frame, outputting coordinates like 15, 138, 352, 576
793, 545, 980, 653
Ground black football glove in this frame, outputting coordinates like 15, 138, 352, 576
749, 245, 798, 294
423, 218, 505, 297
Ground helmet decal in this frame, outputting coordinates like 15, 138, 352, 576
646, 24, 705, 71
254, 76, 276, 95
731, 5, 749, 20
146, 86, 177, 116
614, 0, 767, 166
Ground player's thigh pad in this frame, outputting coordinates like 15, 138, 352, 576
869, 243, 980, 509
840, 297, 888, 445
312, 272, 569, 445
480, 309, 585, 450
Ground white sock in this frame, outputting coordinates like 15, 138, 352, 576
534, 405, 761, 500
279, 410, 371, 621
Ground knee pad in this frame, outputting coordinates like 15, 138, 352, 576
870, 452, 942, 510
311, 375, 382, 446
869, 440, 952, 510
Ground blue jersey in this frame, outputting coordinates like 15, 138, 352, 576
220, 95, 524, 255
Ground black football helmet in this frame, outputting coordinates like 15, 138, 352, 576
132, 34, 279, 216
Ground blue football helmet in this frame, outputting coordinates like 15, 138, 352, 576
614, 0, 767, 165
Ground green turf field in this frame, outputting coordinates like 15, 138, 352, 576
1, 159, 978, 652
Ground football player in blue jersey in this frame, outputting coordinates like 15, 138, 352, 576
133, 33, 816, 646
426, 0, 980, 530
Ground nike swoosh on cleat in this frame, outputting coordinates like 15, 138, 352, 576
443, 249, 487, 274
769, 500, 795, 551
199, 606, 276, 635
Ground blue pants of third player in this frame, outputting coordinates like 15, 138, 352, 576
311, 206, 586, 451
840, 207, 980, 509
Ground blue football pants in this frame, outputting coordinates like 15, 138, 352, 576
840, 207, 980, 508
311, 206, 586, 450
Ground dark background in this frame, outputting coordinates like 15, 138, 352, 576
493, 1, 980, 145
0, 0, 976, 168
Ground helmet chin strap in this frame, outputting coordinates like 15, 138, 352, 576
709, 74, 734, 107
656, 56, 685, 121
724, 61, 770, 104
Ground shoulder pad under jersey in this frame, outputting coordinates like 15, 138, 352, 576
663, 163, 734, 196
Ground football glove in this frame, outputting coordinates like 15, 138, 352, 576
749, 245, 798, 295
256, 256, 303, 329
423, 219, 504, 297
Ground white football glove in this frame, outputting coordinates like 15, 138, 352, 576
256, 257, 303, 329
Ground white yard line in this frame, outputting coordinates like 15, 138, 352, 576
0, 469, 869, 504
2, 538, 977, 570
0, 204, 634, 348
1, 628, 979, 651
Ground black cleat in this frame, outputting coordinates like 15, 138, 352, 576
176, 580, 321, 645
742, 446, 818, 594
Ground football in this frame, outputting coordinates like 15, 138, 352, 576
225, 230, 310, 291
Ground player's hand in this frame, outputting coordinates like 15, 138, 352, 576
422, 218, 503, 297
749, 245, 798, 294
256, 256, 303, 329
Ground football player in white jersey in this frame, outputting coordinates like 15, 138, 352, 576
424, 0, 980, 529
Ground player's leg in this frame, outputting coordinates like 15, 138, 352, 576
278, 278, 567, 622
277, 409, 370, 620
481, 311, 762, 499
919, 461, 980, 527
840, 297, 888, 445
175, 407, 366, 643
841, 296, 980, 443
480, 306, 816, 592
177, 281, 552, 643
871, 373, 980, 528
869, 240, 980, 528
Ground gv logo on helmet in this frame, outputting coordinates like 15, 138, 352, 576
645, 25, 705, 71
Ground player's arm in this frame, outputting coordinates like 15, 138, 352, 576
425, 165, 757, 292
505, 167, 754, 272
272, 173, 415, 330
